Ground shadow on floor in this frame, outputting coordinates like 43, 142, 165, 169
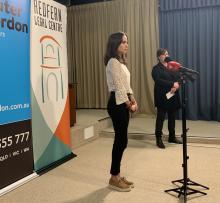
64, 187, 112, 203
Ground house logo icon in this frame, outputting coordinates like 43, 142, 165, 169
40, 35, 64, 103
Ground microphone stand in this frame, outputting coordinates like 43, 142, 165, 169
164, 72, 209, 202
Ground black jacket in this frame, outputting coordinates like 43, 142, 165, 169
152, 62, 181, 110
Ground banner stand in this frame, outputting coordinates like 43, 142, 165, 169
0, 173, 38, 197
36, 152, 77, 175
31, 0, 74, 172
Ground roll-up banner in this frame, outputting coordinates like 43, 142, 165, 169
30, 0, 73, 172
0, 0, 34, 189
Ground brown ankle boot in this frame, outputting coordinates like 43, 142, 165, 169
108, 178, 131, 192
120, 177, 134, 188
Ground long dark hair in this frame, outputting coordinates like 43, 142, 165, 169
104, 32, 128, 66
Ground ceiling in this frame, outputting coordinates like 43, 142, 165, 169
54, 0, 112, 6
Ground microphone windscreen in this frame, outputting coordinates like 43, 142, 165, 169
167, 61, 181, 71
168, 61, 181, 67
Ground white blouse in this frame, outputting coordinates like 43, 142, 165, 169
106, 58, 133, 105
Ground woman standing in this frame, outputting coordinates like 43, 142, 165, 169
152, 48, 182, 149
104, 32, 137, 192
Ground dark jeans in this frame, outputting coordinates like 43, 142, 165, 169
155, 108, 177, 139
107, 92, 129, 176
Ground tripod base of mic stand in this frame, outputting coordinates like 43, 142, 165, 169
165, 178, 209, 200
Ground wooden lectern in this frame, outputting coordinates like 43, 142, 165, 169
68, 84, 76, 126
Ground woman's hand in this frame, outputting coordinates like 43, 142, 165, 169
125, 101, 131, 108
126, 95, 138, 113
130, 104, 138, 113
129, 101, 138, 113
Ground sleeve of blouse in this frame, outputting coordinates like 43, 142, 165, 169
129, 87, 133, 94
108, 59, 129, 105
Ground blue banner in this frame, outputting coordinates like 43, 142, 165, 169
0, 0, 33, 190
0, 0, 31, 125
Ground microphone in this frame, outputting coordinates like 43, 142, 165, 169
166, 60, 199, 75
178, 66, 199, 75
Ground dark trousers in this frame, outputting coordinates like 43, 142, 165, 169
107, 93, 129, 176
155, 108, 176, 138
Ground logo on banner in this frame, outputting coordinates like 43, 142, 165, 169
31, 0, 68, 133
40, 35, 64, 103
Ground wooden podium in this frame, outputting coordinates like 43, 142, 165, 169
69, 84, 76, 126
